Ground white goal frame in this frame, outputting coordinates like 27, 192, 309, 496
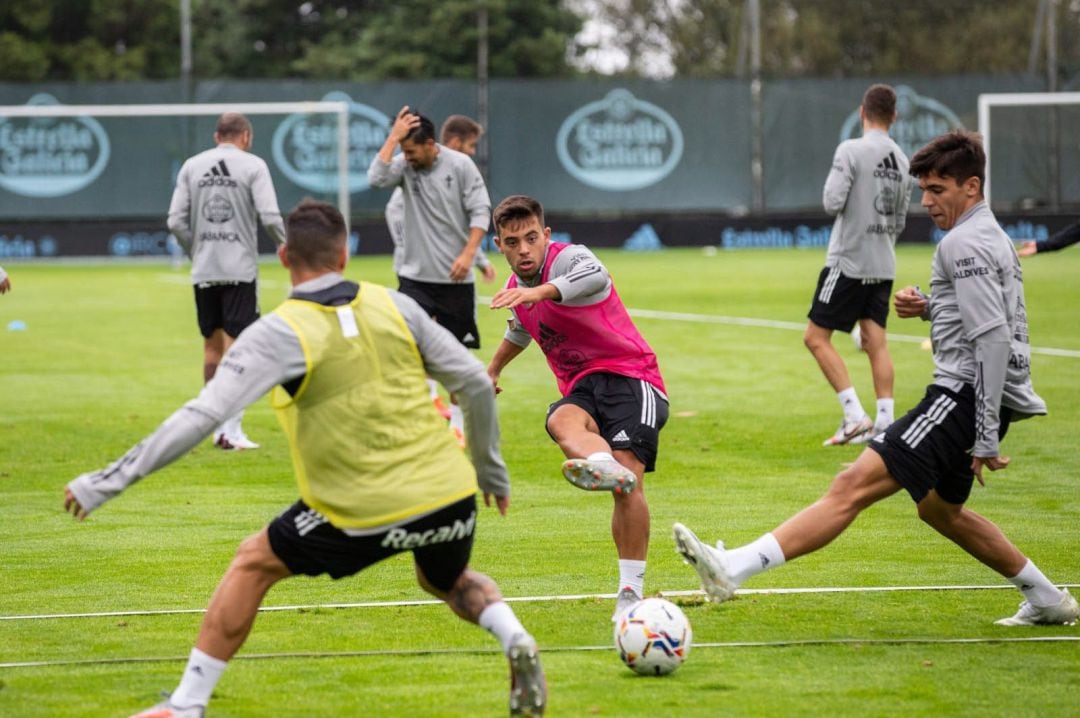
977, 91, 1080, 206
0, 100, 352, 228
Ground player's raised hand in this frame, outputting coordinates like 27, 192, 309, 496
1017, 241, 1037, 258
390, 106, 420, 143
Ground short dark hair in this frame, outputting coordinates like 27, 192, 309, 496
285, 199, 347, 271
493, 195, 545, 233
862, 84, 896, 125
215, 112, 252, 140
909, 130, 985, 193
404, 111, 436, 144
440, 115, 482, 144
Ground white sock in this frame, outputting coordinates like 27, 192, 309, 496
169, 647, 227, 708
618, 559, 646, 597
725, 533, 786, 585
1008, 560, 1064, 607
449, 402, 464, 432
587, 451, 616, 463
837, 387, 865, 423
875, 398, 894, 427
478, 601, 528, 655
426, 378, 439, 400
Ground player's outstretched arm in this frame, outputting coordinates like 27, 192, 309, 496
63, 318, 304, 520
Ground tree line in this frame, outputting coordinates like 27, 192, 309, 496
1, 0, 1077, 83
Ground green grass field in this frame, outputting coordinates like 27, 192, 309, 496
1, 245, 1077, 717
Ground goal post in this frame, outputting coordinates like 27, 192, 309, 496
978, 91, 1080, 209
0, 100, 352, 230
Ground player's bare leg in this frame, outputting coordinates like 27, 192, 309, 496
772, 449, 902, 559
804, 322, 851, 392
805, 321, 872, 445
418, 566, 546, 717
857, 318, 895, 434
195, 529, 291, 660
202, 329, 229, 383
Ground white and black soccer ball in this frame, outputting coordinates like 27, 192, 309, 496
613, 597, 692, 676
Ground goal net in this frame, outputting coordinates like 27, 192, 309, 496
978, 91, 1080, 210
0, 99, 351, 229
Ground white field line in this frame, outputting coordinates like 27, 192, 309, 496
624, 307, 1080, 359
1, 636, 1076, 669
475, 296, 1080, 359
3, 584, 1076, 622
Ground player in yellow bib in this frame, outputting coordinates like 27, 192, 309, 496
65, 199, 546, 718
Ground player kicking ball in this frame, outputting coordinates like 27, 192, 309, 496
673, 131, 1077, 627
486, 195, 669, 621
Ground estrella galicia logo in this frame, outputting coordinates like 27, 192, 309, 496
840, 85, 962, 157
556, 89, 684, 191
0, 93, 110, 198
272, 91, 390, 194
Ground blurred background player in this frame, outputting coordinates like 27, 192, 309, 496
384, 114, 496, 423
66, 199, 546, 718
369, 108, 492, 446
807, 84, 914, 446
167, 112, 285, 451
0, 265, 10, 294
1017, 218, 1080, 257
674, 130, 1076, 628
486, 194, 669, 621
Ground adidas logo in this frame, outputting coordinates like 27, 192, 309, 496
294, 508, 329, 537
462, 332, 475, 343
198, 159, 238, 187
873, 152, 903, 181
759, 552, 770, 569
537, 321, 566, 352
623, 223, 664, 252
611, 429, 630, 444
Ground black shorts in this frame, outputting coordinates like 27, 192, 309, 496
398, 276, 480, 349
807, 267, 891, 332
266, 495, 476, 592
194, 281, 259, 339
868, 384, 1012, 505
547, 373, 669, 472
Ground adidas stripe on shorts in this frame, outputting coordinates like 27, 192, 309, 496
868, 383, 1012, 505
807, 266, 891, 332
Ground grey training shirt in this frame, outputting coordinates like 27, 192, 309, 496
368, 145, 491, 284
928, 202, 1046, 457
67, 273, 510, 519
167, 143, 286, 284
822, 129, 913, 279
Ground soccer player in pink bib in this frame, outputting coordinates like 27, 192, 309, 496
486, 194, 669, 621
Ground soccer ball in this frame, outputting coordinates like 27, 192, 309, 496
613, 597, 692, 676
